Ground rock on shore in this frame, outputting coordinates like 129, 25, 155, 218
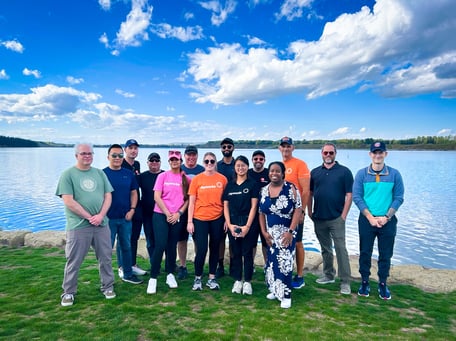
1, 230, 455, 293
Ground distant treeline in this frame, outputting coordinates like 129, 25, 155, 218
1, 135, 455, 150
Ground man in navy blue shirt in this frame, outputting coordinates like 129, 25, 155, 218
309, 142, 353, 295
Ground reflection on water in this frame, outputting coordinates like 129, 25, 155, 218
1, 147, 455, 270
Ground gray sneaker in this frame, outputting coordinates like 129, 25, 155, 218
206, 278, 220, 290
316, 276, 335, 284
103, 290, 116, 299
192, 277, 202, 291
340, 282, 351, 295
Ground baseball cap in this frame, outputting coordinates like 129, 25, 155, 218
280, 136, 293, 145
185, 145, 198, 154
370, 141, 387, 152
168, 150, 182, 160
220, 137, 234, 146
148, 152, 160, 161
252, 150, 265, 158
125, 139, 139, 148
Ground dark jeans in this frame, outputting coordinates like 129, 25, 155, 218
142, 213, 155, 261
358, 214, 397, 283
228, 223, 259, 282
193, 216, 225, 277
150, 213, 181, 278
109, 218, 133, 278
130, 215, 143, 265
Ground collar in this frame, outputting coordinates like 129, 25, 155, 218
367, 164, 389, 176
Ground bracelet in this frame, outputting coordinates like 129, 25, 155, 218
130, 207, 136, 210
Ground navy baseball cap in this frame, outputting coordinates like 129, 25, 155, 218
125, 139, 139, 148
370, 141, 386, 152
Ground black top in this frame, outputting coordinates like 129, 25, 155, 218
138, 170, 164, 216
310, 162, 354, 220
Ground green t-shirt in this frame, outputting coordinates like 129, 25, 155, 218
55, 166, 114, 230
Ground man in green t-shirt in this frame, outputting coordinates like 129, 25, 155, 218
55, 143, 115, 307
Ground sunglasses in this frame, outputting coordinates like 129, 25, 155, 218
322, 151, 335, 156
221, 145, 233, 150
253, 157, 264, 161
110, 153, 124, 158
204, 159, 216, 164
149, 159, 160, 162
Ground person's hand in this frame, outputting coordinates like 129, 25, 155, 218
187, 222, 194, 234
263, 232, 272, 247
89, 214, 103, 226
125, 209, 134, 221
281, 231, 293, 247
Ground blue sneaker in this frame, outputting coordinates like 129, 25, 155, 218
358, 281, 370, 297
378, 282, 391, 300
292, 275, 305, 289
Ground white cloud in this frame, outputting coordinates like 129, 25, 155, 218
98, 0, 111, 11
114, 0, 153, 50
184, 12, 195, 21
247, 36, 266, 46
437, 128, 452, 135
199, 0, 237, 26
99, 32, 110, 48
0, 84, 101, 122
360, 127, 367, 133
22, 68, 42, 79
115, 89, 136, 98
1, 40, 24, 53
0, 69, 9, 80
151, 23, 204, 42
275, 0, 314, 21
185, 0, 456, 105
329, 127, 350, 136
66, 76, 84, 85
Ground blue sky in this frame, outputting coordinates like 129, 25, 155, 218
0, 0, 455, 145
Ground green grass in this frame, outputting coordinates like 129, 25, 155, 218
0, 247, 455, 340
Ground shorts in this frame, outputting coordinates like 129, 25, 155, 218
295, 222, 303, 242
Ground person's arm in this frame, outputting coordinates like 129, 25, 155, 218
62, 194, 92, 220
241, 197, 258, 237
298, 176, 309, 224
125, 189, 137, 221
223, 200, 236, 236
187, 195, 196, 234
341, 193, 352, 221
307, 191, 313, 219
259, 212, 271, 247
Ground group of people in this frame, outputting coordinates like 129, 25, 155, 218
56, 137, 404, 309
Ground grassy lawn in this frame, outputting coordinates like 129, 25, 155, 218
0, 247, 455, 340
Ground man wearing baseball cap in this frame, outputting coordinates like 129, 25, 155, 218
120, 139, 147, 278
178, 145, 205, 280
278, 136, 310, 289
353, 141, 404, 300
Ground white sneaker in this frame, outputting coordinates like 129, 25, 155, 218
103, 290, 116, 299
266, 292, 276, 300
166, 273, 178, 288
132, 265, 147, 276
147, 278, 157, 294
280, 298, 291, 309
118, 268, 124, 279
232, 280, 243, 294
242, 282, 252, 295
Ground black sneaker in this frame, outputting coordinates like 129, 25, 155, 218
122, 274, 143, 285
177, 266, 188, 280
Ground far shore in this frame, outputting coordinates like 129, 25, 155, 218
1, 230, 455, 293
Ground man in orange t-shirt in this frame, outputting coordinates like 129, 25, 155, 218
279, 136, 310, 289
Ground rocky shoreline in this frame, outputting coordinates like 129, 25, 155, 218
1, 230, 455, 293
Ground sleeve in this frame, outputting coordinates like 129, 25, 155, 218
154, 172, 165, 192
391, 169, 405, 211
352, 168, 367, 212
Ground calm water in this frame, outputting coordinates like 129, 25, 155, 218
1, 147, 455, 270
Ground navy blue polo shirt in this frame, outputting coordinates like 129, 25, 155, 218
310, 162, 354, 220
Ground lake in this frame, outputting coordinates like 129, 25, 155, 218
0, 147, 455, 270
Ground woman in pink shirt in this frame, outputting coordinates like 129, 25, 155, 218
146, 150, 190, 294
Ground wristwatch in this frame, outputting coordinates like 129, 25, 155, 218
288, 229, 294, 234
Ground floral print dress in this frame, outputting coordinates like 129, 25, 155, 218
259, 181, 302, 301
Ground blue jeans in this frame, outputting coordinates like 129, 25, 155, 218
358, 214, 397, 283
109, 218, 133, 278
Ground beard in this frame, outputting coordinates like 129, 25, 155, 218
222, 150, 233, 158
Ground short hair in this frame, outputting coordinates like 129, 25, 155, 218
268, 161, 286, 180
321, 142, 337, 153
108, 144, 123, 154
74, 143, 93, 155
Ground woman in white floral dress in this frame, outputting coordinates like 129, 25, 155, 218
259, 161, 302, 309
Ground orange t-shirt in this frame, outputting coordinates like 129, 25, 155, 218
188, 172, 228, 221
283, 157, 310, 194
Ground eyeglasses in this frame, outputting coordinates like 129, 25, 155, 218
253, 157, 264, 161
221, 145, 233, 150
204, 159, 216, 164
110, 153, 124, 158
322, 151, 335, 156
78, 152, 94, 156
149, 159, 160, 162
